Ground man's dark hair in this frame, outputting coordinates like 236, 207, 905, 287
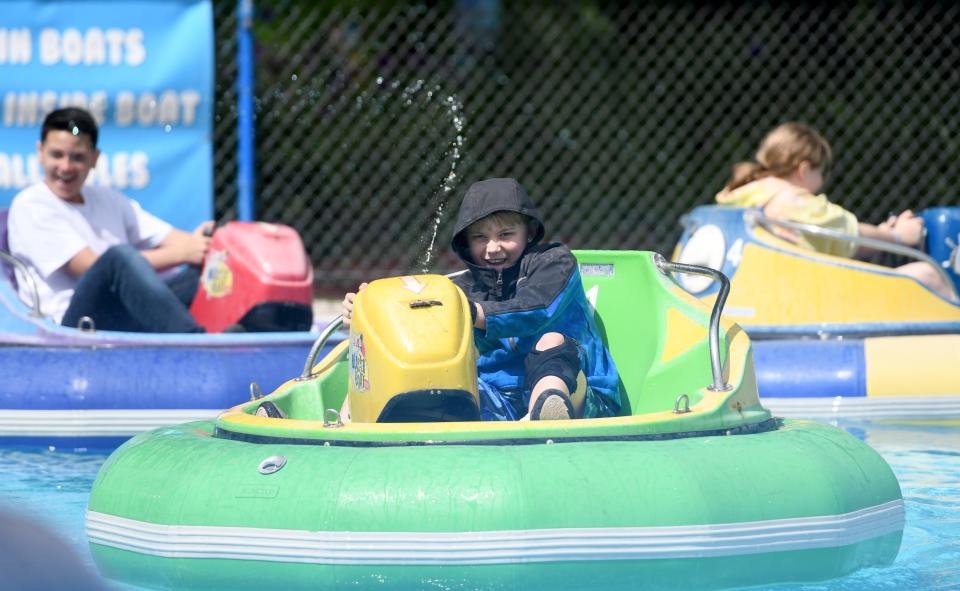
41, 107, 99, 148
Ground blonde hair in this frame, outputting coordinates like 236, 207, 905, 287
468, 211, 529, 234
725, 122, 832, 191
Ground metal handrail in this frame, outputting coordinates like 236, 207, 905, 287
654, 253, 732, 392
300, 315, 344, 380
0, 250, 43, 317
747, 210, 959, 301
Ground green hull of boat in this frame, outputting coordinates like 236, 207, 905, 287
87, 251, 903, 590
88, 417, 901, 590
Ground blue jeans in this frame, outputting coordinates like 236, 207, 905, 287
61, 245, 204, 333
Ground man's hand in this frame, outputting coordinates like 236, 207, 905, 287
194, 221, 216, 237
143, 223, 213, 270
341, 282, 368, 326
175, 221, 215, 266
178, 230, 212, 266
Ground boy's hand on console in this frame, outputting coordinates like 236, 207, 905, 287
341, 282, 368, 326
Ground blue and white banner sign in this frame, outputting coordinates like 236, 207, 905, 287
0, 0, 214, 230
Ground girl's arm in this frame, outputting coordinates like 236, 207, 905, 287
863, 210, 924, 246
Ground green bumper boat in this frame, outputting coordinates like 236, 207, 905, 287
86, 251, 903, 590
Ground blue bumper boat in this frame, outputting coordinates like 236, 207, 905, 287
0, 213, 339, 449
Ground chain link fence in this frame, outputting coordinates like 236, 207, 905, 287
211, 0, 960, 293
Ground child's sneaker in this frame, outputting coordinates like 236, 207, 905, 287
531, 389, 574, 420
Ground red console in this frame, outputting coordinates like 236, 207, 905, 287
190, 222, 313, 333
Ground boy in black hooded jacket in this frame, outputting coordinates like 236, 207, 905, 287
344, 178, 620, 421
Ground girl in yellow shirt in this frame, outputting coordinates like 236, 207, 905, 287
716, 122, 950, 298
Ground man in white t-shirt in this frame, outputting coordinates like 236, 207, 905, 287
8, 107, 212, 332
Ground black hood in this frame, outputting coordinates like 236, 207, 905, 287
451, 178, 545, 264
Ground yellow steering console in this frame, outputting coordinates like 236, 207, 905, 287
347, 274, 479, 423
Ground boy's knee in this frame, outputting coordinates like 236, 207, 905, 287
534, 332, 565, 351
525, 335, 581, 392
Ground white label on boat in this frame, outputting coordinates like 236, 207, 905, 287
580, 264, 614, 277
724, 306, 755, 318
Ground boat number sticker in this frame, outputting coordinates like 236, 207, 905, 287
350, 333, 370, 392
200, 250, 233, 299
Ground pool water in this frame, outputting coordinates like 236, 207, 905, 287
1, 420, 958, 591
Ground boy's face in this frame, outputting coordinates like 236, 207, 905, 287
37, 130, 100, 203
467, 218, 528, 272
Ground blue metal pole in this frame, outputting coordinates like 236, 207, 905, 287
236, 0, 255, 221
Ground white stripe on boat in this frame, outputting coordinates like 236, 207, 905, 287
763, 396, 960, 419
86, 500, 903, 564
0, 409, 217, 436
7, 396, 960, 438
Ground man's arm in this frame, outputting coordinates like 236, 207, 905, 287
139, 223, 212, 271
63, 222, 213, 278
63, 247, 98, 278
